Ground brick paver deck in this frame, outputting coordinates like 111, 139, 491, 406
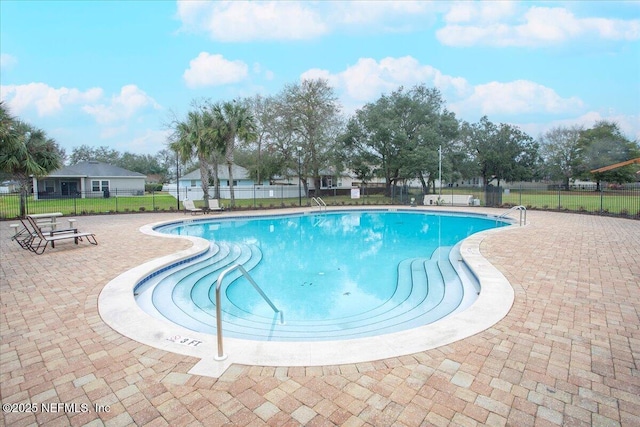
1, 209, 638, 426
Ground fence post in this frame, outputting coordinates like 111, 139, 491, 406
519, 183, 522, 206
600, 187, 604, 213
558, 187, 561, 210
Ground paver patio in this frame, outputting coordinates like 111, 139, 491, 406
1, 208, 638, 426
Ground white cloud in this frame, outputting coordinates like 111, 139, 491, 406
451, 80, 584, 116
302, 56, 588, 123
329, 1, 438, 31
437, 4, 640, 47
177, 1, 328, 42
175, 1, 442, 42
0, 83, 103, 116
183, 52, 249, 88
82, 84, 161, 124
129, 129, 172, 152
443, 1, 516, 25
302, 56, 470, 104
0, 53, 18, 70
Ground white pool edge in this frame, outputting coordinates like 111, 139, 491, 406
98, 207, 517, 378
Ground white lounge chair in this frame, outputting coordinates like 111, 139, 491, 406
183, 200, 204, 215
206, 199, 224, 213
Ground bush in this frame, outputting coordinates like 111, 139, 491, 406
145, 184, 163, 192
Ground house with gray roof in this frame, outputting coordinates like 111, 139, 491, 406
178, 163, 263, 188
33, 161, 146, 199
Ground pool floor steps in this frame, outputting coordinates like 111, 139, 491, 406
136, 242, 478, 341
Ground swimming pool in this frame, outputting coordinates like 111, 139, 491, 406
134, 210, 508, 341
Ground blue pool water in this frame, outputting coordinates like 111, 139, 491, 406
136, 210, 507, 341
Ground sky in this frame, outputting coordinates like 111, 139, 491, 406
1, 1, 639, 157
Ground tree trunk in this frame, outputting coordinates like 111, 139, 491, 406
198, 158, 210, 202
19, 187, 27, 218
211, 156, 221, 199
314, 176, 321, 198
227, 161, 235, 207
418, 172, 428, 195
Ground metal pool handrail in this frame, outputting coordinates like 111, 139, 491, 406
497, 205, 527, 226
214, 264, 283, 360
312, 197, 327, 212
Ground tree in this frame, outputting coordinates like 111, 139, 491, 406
257, 93, 299, 184
280, 79, 342, 197
460, 116, 540, 188
69, 145, 120, 165
392, 86, 459, 194
244, 95, 281, 184
341, 93, 405, 196
0, 103, 63, 216
576, 121, 640, 189
210, 100, 257, 207
168, 108, 218, 202
340, 85, 458, 196
69, 145, 170, 180
539, 125, 583, 189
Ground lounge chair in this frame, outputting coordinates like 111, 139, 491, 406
183, 200, 204, 215
205, 199, 224, 213
16, 218, 79, 251
24, 216, 98, 255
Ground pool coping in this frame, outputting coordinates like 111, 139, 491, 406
97, 206, 518, 378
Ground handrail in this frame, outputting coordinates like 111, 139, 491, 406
312, 197, 327, 212
497, 205, 527, 226
214, 264, 283, 360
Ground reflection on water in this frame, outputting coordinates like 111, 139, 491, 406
161, 211, 501, 321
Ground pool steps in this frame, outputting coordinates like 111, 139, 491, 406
136, 242, 479, 341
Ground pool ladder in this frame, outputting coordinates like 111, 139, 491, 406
214, 264, 283, 361
497, 205, 527, 226
312, 197, 327, 212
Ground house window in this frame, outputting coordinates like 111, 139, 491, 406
44, 180, 54, 193
92, 180, 110, 192
190, 180, 197, 187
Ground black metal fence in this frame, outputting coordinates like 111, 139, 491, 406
1, 183, 638, 220
0, 190, 181, 219
401, 183, 640, 217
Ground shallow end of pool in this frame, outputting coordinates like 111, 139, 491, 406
98, 206, 517, 378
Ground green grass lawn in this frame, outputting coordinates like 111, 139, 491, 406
0, 193, 180, 218
425, 188, 639, 215
501, 190, 640, 215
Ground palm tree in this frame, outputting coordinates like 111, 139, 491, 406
0, 104, 63, 216
0, 101, 16, 143
169, 109, 218, 203
210, 100, 257, 207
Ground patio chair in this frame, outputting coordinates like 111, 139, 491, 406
205, 199, 224, 213
24, 216, 98, 255
183, 200, 204, 215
